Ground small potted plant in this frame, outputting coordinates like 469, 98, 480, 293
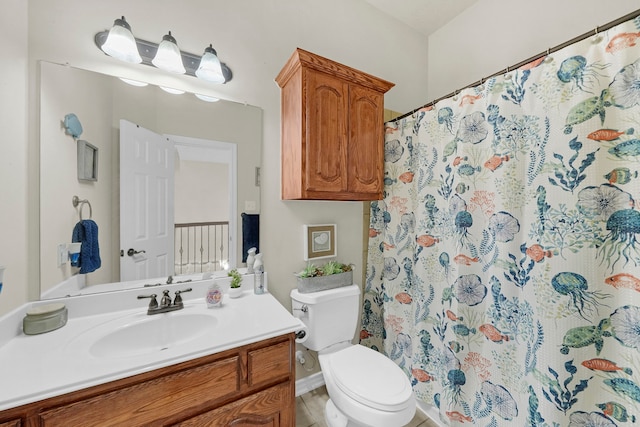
227, 269, 243, 298
295, 261, 353, 293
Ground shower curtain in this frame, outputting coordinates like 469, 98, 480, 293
362, 16, 640, 427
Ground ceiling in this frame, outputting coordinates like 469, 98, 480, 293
363, 0, 478, 36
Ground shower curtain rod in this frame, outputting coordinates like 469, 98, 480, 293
393, 8, 640, 122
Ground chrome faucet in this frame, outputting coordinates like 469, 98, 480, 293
137, 288, 193, 315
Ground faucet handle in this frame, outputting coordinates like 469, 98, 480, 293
173, 288, 193, 306
137, 294, 158, 310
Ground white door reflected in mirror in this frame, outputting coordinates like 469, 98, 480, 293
120, 120, 175, 281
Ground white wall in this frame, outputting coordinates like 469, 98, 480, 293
428, 0, 639, 101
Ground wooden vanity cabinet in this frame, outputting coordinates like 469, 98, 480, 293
276, 48, 394, 201
0, 334, 295, 427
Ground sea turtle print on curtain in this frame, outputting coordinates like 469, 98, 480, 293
361, 16, 640, 427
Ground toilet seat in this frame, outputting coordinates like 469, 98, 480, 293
323, 344, 413, 412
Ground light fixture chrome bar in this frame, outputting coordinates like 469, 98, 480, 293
94, 31, 232, 83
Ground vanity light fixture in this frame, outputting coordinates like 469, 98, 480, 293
95, 17, 233, 83
195, 45, 225, 83
152, 31, 186, 74
99, 16, 142, 64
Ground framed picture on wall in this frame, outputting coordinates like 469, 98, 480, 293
77, 140, 98, 181
304, 224, 337, 261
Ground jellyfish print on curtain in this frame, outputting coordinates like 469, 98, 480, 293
361, 15, 640, 427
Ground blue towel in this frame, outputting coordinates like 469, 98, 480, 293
241, 213, 259, 262
72, 219, 101, 274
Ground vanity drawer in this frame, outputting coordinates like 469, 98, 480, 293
247, 340, 292, 389
173, 382, 293, 426
38, 356, 241, 426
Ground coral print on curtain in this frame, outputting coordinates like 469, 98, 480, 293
362, 15, 640, 427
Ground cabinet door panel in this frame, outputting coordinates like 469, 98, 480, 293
348, 85, 384, 195
248, 340, 291, 389
174, 383, 292, 427
306, 71, 348, 192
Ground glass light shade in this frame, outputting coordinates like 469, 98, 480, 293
119, 78, 148, 87
195, 93, 220, 102
152, 32, 186, 74
195, 45, 225, 83
100, 17, 142, 64
160, 86, 185, 94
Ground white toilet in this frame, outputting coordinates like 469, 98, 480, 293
291, 284, 416, 427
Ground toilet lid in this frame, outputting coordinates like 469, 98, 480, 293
325, 345, 413, 412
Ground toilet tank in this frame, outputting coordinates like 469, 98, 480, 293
291, 285, 361, 351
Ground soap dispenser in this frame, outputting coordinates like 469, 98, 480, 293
206, 281, 223, 308
253, 253, 265, 294
246, 247, 257, 274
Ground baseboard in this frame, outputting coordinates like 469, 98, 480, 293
415, 400, 444, 426
295, 372, 325, 397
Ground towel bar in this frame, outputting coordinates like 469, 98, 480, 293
72, 195, 93, 220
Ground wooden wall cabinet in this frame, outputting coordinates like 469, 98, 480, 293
0, 334, 295, 427
276, 48, 394, 201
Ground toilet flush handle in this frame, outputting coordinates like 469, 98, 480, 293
293, 304, 308, 313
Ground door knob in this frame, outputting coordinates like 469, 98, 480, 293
127, 248, 146, 256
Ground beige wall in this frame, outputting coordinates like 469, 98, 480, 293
427, 0, 639, 101
0, 0, 29, 313
39, 64, 115, 291
175, 161, 229, 224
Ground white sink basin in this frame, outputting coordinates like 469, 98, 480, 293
68, 310, 218, 359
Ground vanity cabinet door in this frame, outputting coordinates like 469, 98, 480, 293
247, 339, 292, 389
304, 69, 349, 194
172, 383, 293, 427
0, 419, 21, 427
348, 84, 385, 196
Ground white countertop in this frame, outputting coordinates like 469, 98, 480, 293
0, 278, 303, 411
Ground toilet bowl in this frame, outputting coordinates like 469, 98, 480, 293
291, 285, 416, 427
320, 343, 416, 427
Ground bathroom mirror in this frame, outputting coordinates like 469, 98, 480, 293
38, 62, 262, 299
